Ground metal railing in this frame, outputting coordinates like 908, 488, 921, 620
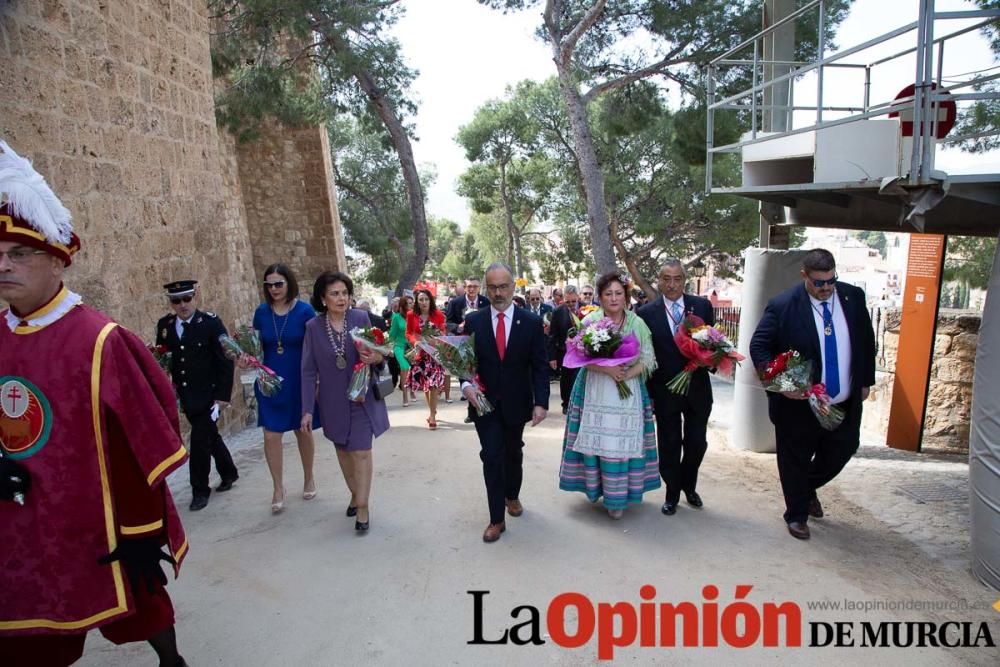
705, 0, 1000, 193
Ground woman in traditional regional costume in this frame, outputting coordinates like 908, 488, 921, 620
388, 294, 413, 406
250, 263, 318, 513
558, 271, 661, 519
405, 288, 447, 430
301, 271, 389, 532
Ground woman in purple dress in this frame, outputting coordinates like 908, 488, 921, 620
301, 271, 390, 532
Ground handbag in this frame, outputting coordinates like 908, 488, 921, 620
372, 372, 395, 401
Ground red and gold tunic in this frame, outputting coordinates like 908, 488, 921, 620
0, 288, 188, 635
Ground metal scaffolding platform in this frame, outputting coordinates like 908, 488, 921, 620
705, 0, 1000, 237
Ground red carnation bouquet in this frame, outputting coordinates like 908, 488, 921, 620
346, 326, 393, 402
759, 349, 845, 431
147, 343, 172, 374
666, 314, 744, 395
416, 334, 494, 415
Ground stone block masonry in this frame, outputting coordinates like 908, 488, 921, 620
1, 1, 346, 434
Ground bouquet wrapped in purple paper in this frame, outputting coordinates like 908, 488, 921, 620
562, 317, 641, 399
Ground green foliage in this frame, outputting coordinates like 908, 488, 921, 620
327, 117, 423, 288
439, 232, 486, 281
944, 235, 997, 291
853, 230, 888, 258
210, 0, 415, 141
457, 83, 559, 276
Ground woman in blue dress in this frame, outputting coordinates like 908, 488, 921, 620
251, 263, 319, 513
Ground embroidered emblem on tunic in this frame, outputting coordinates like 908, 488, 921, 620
0, 377, 53, 459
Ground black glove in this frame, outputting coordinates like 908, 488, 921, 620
0, 457, 31, 503
98, 537, 176, 594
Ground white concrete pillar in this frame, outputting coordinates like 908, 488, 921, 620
970, 234, 1000, 591
732, 247, 809, 452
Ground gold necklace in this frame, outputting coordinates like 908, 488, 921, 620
271, 299, 294, 355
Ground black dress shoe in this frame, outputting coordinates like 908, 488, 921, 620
355, 519, 370, 532
189, 496, 209, 511
808, 496, 824, 518
661, 501, 677, 515
787, 521, 810, 540
685, 491, 704, 508
216, 477, 238, 492
346, 505, 358, 517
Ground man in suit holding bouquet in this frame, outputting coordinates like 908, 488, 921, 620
461, 263, 549, 543
638, 260, 715, 517
749, 249, 876, 540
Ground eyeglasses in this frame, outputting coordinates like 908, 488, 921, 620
0, 248, 47, 264
264, 280, 286, 289
169, 295, 193, 305
810, 275, 838, 288
528, 297, 541, 302
582, 292, 593, 297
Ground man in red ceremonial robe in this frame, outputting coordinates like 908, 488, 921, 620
0, 141, 189, 667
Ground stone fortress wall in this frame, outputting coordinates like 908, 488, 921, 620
1, 0, 346, 432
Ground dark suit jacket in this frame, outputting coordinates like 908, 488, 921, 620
155, 309, 234, 415
446, 294, 489, 332
546, 303, 578, 362
367, 311, 388, 331
749, 282, 876, 424
638, 294, 715, 406
526, 303, 553, 318
465, 305, 550, 425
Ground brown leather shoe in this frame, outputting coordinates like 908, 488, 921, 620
787, 521, 810, 540
808, 496, 824, 518
483, 522, 506, 543
505, 498, 523, 517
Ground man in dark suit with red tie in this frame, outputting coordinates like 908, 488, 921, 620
462, 263, 549, 543
749, 249, 876, 540
638, 260, 716, 517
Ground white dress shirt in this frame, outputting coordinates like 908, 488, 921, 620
490, 303, 516, 348
808, 290, 852, 404
662, 295, 686, 334
175, 313, 195, 338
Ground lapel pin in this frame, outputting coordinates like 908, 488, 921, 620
516, 320, 521, 325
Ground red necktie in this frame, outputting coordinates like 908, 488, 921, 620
496, 312, 506, 361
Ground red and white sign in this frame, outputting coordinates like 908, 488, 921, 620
888, 83, 957, 139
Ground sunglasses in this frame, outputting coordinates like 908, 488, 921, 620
169, 295, 193, 305
264, 280, 286, 289
810, 275, 838, 288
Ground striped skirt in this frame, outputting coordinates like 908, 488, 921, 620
558, 370, 661, 509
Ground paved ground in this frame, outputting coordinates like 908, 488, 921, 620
80, 378, 999, 665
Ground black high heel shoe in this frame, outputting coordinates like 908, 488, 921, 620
346, 505, 357, 517
355, 518, 370, 532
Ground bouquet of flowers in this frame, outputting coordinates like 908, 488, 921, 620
345, 326, 393, 403
405, 320, 441, 363
562, 317, 640, 399
350, 326, 393, 356
347, 360, 371, 403
759, 350, 845, 431
218, 333, 282, 397
415, 334, 493, 415
666, 314, 745, 395
542, 310, 552, 335
233, 325, 263, 359
578, 304, 600, 319
147, 343, 172, 374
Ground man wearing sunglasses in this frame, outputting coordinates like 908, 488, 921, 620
156, 280, 239, 512
750, 249, 876, 541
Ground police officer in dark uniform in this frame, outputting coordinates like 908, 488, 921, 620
156, 280, 239, 511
